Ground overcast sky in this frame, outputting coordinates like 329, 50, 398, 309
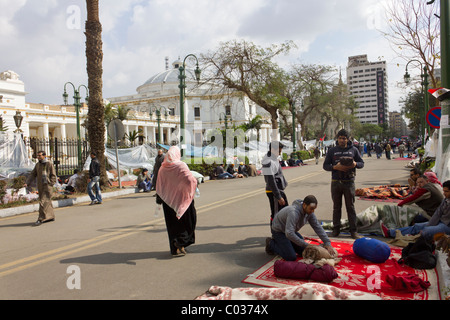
0, 0, 426, 112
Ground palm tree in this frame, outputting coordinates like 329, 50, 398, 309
125, 129, 142, 147
104, 103, 117, 125
116, 105, 132, 121
240, 115, 264, 141
85, 0, 106, 181
0, 116, 8, 132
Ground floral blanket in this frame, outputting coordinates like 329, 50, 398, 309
356, 184, 411, 201
196, 283, 380, 300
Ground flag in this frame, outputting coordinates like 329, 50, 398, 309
428, 87, 450, 101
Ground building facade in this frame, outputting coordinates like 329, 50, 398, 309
107, 59, 272, 146
347, 55, 389, 126
1, 60, 272, 150
389, 111, 408, 137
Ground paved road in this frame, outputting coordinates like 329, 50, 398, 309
0, 155, 410, 300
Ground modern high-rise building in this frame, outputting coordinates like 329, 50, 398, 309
347, 55, 389, 126
389, 111, 408, 137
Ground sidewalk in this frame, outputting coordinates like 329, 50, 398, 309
0, 186, 139, 219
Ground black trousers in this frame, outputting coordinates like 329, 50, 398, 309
266, 191, 288, 223
331, 180, 357, 233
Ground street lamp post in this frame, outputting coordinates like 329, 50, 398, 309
179, 54, 201, 158
291, 102, 296, 153
404, 60, 429, 145
219, 112, 232, 130
63, 82, 89, 168
150, 106, 168, 145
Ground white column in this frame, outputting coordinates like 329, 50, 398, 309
152, 126, 156, 144
43, 123, 49, 140
43, 123, 50, 156
167, 127, 171, 144
144, 126, 148, 144
60, 123, 66, 140
60, 124, 67, 156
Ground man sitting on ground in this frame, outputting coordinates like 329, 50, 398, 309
381, 180, 450, 241
214, 164, 234, 179
266, 195, 336, 261
408, 168, 421, 191
64, 169, 81, 193
398, 174, 444, 223
136, 168, 152, 192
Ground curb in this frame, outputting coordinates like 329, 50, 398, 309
0, 187, 139, 219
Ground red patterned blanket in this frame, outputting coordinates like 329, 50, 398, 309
242, 238, 440, 300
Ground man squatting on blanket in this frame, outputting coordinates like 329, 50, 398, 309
266, 195, 336, 261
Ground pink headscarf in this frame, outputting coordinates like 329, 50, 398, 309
424, 171, 442, 186
156, 146, 197, 219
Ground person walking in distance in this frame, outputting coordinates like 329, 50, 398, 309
151, 149, 164, 191
262, 141, 288, 225
323, 129, 364, 239
25, 151, 57, 226
88, 151, 102, 205
314, 147, 321, 165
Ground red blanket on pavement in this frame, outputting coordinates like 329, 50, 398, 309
243, 238, 440, 300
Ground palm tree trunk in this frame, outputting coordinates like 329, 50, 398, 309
85, 0, 107, 183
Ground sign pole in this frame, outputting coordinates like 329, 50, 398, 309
114, 122, 122, 189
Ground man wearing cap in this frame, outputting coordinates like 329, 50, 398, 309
262, 141, 288, 225
323, 129, 364, 239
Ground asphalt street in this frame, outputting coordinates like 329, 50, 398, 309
0, 155, 412, 300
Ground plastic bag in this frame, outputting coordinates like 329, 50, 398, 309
154, 203, 162, 217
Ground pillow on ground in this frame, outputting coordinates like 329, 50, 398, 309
353, 237, 391, 263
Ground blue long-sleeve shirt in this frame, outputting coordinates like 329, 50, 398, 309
323, 142, 364, 181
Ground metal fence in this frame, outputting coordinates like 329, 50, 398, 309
24, 138, 89, 178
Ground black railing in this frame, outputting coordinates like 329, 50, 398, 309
25, 138, 89, 178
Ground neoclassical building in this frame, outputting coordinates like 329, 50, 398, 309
107, 59, 272, 146
1, 60, 272, 147
0, 70, 88, 141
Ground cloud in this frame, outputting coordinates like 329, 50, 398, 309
1, 0, 407, 111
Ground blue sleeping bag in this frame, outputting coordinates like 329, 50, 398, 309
353, 237, 391, 263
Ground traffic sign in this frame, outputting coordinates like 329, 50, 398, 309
426, 107, 441, 129
107, 119, 125, 141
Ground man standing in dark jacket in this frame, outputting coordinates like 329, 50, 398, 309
151, 149, 164, 191
262, 142, 288, 225
88, 151, 102, 205
323, 129, 364, 238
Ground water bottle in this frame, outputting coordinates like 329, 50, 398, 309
195, 187, 200, 198
154, 203, 162, 217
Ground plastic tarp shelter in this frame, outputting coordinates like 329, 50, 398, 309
157, 143, 219, 159
0, 132, 34, 179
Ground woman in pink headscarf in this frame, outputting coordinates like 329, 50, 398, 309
156, 146, 198, 257
423, 171, 442, 187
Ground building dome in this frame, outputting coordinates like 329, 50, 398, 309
141, 60, 199, 86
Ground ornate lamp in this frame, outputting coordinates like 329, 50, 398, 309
13, 111, 23, 133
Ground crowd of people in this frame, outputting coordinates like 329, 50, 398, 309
356, 139, 422, 160
24, 129, 449, 262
